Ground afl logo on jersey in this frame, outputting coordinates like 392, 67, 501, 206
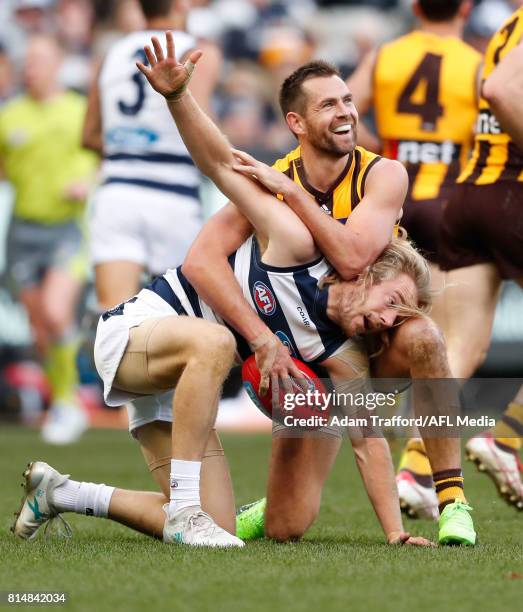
253, 281, 276, 316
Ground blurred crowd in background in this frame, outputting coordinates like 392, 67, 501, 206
1, 0, 523, 158
0, 0, 522, 428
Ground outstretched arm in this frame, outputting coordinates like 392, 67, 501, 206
137, 32, 293, 243
139, 33, 306, 393
322, 355, 433, 546
182, 203, 306, 393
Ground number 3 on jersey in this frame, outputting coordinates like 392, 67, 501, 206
397, 52, 443, 132
118, 49, 147, 116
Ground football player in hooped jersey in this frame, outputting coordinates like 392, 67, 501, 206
156, 36, 474, 545
83, 0, 221, 309
82, 0, 225, 521
12, 35, 435, 548
181, 55, 477, 542
346, 0, 480, 520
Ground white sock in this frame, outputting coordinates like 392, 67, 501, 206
52, 479, 115, 518
168, 459, 201, 516
51, 479, 81, 512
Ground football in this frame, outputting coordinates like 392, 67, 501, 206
241, 354, 330, 426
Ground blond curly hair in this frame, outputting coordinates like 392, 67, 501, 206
321, 231, 433, 318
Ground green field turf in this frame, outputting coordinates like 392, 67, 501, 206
0, 426, 522, 612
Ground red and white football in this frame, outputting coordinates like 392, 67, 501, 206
241, 354, 330, 426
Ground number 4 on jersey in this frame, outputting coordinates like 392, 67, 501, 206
397, 52, 444, 132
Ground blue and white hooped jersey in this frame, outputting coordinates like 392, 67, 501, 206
99, 30, 200, 200
146, 236, 351, 365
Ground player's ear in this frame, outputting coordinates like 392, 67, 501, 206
286, 111, 306, 137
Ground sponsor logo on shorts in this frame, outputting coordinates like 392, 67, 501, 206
275, 331, 296, 356
253, 281, 276, 316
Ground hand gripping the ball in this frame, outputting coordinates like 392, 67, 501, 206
250, 330, 309, 399
136, 31, 202, 101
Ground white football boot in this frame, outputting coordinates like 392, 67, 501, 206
41, 402, 89, 445
11, 461, 72, 539
466, 433, 523, 510
163, 505, 245, 548
396, 470, 439, 521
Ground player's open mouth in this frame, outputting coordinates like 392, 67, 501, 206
332, 124, 352, 135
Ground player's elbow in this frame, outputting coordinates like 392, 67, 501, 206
481, 77, 512, 115
335, 260, 363, 281
481, 76, 500, 106
389, 160, 409, 200
334, 245, 379, 281
181, 256, 205, 284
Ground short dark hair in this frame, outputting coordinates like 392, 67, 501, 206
279, 60, 340, 118
418, 0, 463, 22
138, 0, 173, 19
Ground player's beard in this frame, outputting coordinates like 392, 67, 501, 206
307, 122, 358, 158
336, 281, 367, 337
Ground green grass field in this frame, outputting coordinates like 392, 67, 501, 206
0, 426, 522, 612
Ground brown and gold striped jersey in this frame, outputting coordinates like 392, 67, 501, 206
459, 7, 523, 185
272, 145, 381, 223
373, 31, 481, 200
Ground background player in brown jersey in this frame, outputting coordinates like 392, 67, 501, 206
346, 0, 480, 520
439, 7, 523, 511
182, 59, 476, 545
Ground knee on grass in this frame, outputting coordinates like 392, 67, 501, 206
265, 504, 319, 542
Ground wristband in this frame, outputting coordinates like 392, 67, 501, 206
248, 329, 274, 351
164, 60, 196, 101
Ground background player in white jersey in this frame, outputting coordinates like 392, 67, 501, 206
12, 34, 435, 548
83, 0, 221, 310
82, 0, 222, 477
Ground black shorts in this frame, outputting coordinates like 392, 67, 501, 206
401, 196, 446, 264
439, 181, 523, 280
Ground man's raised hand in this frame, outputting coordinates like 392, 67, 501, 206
136, 31, 202, 100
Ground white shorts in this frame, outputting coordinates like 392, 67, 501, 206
94, 288, 176, 407
89, 183, 203, 275
126, 392, 175, 435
